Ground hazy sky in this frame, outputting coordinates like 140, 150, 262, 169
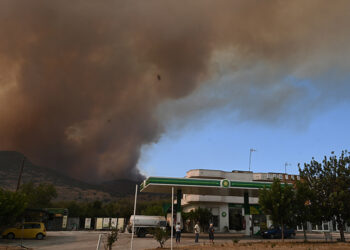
1, 1, 350, 182
139, 102, 350, 177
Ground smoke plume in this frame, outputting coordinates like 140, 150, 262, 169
1, 1, 350, 182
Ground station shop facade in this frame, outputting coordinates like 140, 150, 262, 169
141, 169, 350, 234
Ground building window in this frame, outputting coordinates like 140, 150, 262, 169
212, 215, 219, 228
229, 206, 244, 231
312, 222, 330, 231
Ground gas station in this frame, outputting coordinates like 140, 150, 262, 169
140, 169, 298, 236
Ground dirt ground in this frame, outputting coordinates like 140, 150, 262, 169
164, 242, 350, 250
0, 247, 33, 250
1, 231, 350, 250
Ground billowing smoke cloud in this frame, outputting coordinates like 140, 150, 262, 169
0, 1, 350, 182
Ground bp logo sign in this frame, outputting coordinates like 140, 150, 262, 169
221, 179, 230, 188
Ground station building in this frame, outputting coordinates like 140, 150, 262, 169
141, 169, 300, 235
181, 169, 300, 234
141, 169, 350, 234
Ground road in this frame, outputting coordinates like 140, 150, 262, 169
1, 231, 350, 250
1, 231, 162, 250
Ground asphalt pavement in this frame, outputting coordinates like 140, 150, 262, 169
1, 231, 350, 250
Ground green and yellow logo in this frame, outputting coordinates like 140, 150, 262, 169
221, 179, 230, 188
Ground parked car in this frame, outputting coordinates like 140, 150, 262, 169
261, 225, 295, 239
2, 222, 46, 240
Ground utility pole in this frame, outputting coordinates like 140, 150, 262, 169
130, 184, 138, 250
16, 157, 25, 192
248, 148, 256, 172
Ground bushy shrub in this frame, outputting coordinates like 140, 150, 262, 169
232, 239, 239, 244
151, 227, 170, 248
0, 188, 27, 233
104, 228, 118, 250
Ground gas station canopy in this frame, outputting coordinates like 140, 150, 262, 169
140, 177, 273, 197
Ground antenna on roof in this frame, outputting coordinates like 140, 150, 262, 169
249, 148, 256, 172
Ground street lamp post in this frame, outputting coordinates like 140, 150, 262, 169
249, 148, 256, 172
284, 162, 291, 174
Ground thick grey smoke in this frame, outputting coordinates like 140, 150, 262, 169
0, 1, 350, 182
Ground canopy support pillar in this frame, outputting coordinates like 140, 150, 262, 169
244, 192, 251, 236
176, 189, 182, 227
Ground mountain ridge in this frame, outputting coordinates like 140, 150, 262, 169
0, 151, 144, 202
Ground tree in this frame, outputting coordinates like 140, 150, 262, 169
114, 198, 134, 218
196, 207, 212, 232
141, 204, 164, 216
0, 188, 27, 233
151, 227, 169, 248
54, 201, 82, 217
104, 202, 119, 217
20, 182, 57, 209
299, 151, 350, 242
182, 207, 212, 232
292, 180, 319, 242
104, 228, 118, 250
259, 178, 294, 241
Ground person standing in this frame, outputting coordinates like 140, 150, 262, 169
175, 222, 181, 243
194, 222, 200, 243
208, 223, 214, 244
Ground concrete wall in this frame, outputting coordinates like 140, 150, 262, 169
186, 169, 253, 181
219, 204, 229, 232
67, 217, 80, 230
183, 194, 258, 205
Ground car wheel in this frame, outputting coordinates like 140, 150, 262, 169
137, 229, 146, 238
138, 232, 146, 238
7, 233, 15, 240
36, 233, 44, 240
